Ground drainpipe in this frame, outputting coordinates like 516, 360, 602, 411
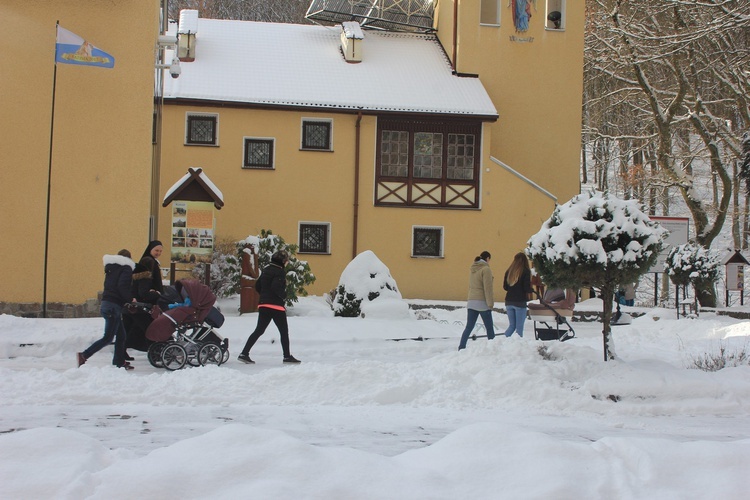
353, 110, 362, 259
451, 0, 458, 72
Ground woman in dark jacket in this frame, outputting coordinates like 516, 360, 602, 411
132, 240, 164, 304
125, 240, 165, 356
238, 251, 301, 364
502, 252, 533, 338
77, 249, 135, 369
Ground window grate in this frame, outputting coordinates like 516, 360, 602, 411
299, 223, 329, 253
302, 121, 332, 150
244, 138, 274, 169
187, 115, 217, 145
413, 227, 442, 257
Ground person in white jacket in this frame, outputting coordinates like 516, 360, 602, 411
458, 251, 496, 350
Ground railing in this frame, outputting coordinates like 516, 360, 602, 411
166, 262, 211, 287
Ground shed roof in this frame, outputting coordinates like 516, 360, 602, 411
163, 19, 498, 119
163, 167, 224, 210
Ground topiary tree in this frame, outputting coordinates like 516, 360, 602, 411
239, 229, 316, 307
665, 242, 721, 310
527, 191, 665, 361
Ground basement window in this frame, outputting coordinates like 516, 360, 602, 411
186, 113, 218, 146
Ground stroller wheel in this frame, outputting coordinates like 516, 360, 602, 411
186, 344, 202, 367
161, 343, 187, 371
198, 342, 224, 366
148, 342, 167, 368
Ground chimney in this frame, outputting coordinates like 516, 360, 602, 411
178, 9, 198, 62
340, 22, 364, 63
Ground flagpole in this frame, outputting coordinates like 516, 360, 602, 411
43, 21, 59, 318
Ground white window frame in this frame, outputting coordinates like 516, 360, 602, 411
411, 226, 444, 258
480, 0, 501, 27
298, 221, 331, 254
545, 0, 566, 31
185, 112, 219, 146
242, 136, 275, 170
300, 118, 333, 151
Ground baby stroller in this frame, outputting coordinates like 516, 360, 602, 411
527, 288, 576, 342
127, 279, 228, 370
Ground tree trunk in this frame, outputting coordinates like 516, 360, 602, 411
600, 285, 617, 361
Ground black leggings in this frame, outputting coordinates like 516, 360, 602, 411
241, 307, 290, 358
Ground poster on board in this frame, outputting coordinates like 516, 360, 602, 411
170, 201, 214, 263
649, 216, 690, 273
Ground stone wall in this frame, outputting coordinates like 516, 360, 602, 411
0, 295, 101, 318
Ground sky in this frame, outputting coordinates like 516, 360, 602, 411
2, 288, 750, 499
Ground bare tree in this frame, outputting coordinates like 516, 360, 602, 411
168, 0, 310, 24
584, 0, 750, 307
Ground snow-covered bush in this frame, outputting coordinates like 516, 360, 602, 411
330, 251, 406, 318
239, 229, 316, 306
527, 190, 665, 361
191, 237, 241, 298
665, 243, 721, 287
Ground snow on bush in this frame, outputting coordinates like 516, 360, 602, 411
527, 190, 665, 288
239, 229, 316, 306
665, 242, 721, 287
330, 251, 408, 319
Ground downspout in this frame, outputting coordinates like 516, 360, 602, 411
353, 110, 362, 259
451, 0, 458, 72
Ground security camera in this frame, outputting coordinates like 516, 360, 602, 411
169, 57, 181, 79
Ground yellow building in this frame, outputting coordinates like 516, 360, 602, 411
158, 1, 583, 301
1, 0, 583, 315
0, 0, 164, 317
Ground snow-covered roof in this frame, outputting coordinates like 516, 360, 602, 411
163, 167, 224, 209
163, 19, 498, 118
178, 10, 198, 34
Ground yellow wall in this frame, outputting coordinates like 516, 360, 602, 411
159, 104, 556, 300
0, 1, 160, 306
434, 0, 584, 287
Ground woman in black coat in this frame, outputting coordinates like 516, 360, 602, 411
125, 240, 165, 355
77, 249, 135, 369
132, 240, 164, 304
238, 250, 301, 364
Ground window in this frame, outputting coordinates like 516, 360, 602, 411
412, 226, 443, 258
480, 0, 500, 26
301, 119, 332, 151
243, 138, 274, 169
298, 222, 330, 254
376, 118, 481, 208
546, 0, 565, 30
186, 113, 218, 145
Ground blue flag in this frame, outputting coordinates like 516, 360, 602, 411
55, 25, 114, 68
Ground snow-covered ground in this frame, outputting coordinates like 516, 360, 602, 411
1, 296, 749, 499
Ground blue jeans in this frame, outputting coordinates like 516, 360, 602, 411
458, 309, 495, 350
504, 305, 527, 337
83, 301, 126, 366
